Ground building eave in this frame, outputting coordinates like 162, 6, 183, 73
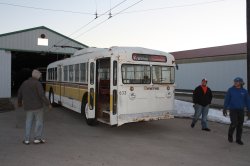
171, 43, 246, 60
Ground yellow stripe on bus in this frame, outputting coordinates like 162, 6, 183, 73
46, 83, 87, 102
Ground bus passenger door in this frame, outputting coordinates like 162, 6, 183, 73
110, 58, 118, 125
87, 59, 96, 119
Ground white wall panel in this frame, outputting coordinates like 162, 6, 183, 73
176, 60, 247, 92
0, 27, 87, 54
0, 50, 11, 98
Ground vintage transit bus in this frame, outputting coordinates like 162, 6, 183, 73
46, 47, 176, 126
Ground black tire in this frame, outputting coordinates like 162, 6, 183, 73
49, 88, 57, 106
81, 93, 96, 126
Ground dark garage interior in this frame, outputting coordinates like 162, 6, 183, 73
11, 51, 67, 95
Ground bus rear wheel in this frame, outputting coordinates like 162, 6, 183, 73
49, 88, 57, 106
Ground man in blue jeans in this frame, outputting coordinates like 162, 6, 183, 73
18, 69, 52, 145
191, 78, 213, 131
223, 77, 250, 145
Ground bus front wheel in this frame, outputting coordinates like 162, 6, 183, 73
81, 94, 96, 126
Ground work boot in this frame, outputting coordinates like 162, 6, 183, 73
236, 140, 244, 145
34, 139, 46, 144
202, 128, 211, 132
22, 140, 30, 145
191, 123, 195, 128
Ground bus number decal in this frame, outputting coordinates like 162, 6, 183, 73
119, 91, 126, 95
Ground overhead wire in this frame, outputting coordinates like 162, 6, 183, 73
69, 0, 227, 46
115, 0, 227, 14
0, 0, 228, 52
49, 0, 129, 53
0, 2, 94, 15
0, 0, 228, 16
74, 0, 144, 40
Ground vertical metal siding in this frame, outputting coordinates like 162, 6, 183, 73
0, 50, 11, 98
176, 60, 247, 92
0, 28, 86, 54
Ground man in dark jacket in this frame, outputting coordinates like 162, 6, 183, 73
191, 78, 213, 131
223, 77, 250, 145
18, 69, 52, 145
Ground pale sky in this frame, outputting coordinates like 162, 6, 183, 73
0, 0, 246, 52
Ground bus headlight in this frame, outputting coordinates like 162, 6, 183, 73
166, 92, 172, 98
129, 92, 136, 100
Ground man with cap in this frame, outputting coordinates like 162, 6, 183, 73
223, 77, 250, 145
191, 78, 213, 131
18, 69, 52, 145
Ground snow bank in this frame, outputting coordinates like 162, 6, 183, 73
174, 100, 250, 127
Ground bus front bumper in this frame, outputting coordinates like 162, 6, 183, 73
117, 110, 175, 126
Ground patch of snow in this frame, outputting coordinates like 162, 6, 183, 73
174, 100, 250, 127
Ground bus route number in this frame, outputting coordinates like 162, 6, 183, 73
119, 91, 126, 95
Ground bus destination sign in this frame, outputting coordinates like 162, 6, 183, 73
132, 53, 167, 62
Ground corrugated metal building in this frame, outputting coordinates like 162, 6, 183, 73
171, 43, 247, 92
0, 26, 88, 98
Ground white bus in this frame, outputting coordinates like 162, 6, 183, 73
46, 47, 176, 126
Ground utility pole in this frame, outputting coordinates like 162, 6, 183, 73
247, 0, 250, 92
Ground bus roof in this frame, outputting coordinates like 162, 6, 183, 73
47, 46, 175, 68
72, 46, 172, 57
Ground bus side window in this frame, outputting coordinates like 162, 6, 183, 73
90, 62, 94, 85
86, 63, 88, 83
55, 67, 57, 81
69, 65, 74, 82
113, 61, 117, 86
64, 66, 68, 82
47, 69, 50, 80
52, 68, 54, 80
75, 64, 80, 82
80, 63, 87, 83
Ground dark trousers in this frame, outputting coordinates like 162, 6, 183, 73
228, 110, 244, 141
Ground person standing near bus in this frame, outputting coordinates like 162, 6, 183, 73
223, 77, 250, 145
191, 78, 213, 131
18, 69, 52, 145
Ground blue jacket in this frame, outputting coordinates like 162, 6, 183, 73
224, 86, 249, 111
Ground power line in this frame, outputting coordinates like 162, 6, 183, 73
115, 0, 227, 14
6, 0, 227, 52
48, 0, 129, 53
0, 0, 228, 16
47, 19, 96, 52
0, 2, 94, 15
74, 0, 144, 40
68, 0, 129, 39
58, 0, 225, 50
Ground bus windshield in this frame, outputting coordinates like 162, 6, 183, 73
122, 64, 151, 84
152, 66, 175, 84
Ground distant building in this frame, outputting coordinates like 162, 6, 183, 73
171, 43, 246, 92
0, 26, 88, 98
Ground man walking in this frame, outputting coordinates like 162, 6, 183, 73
191, 78, 213, 131
223, 77, 250, 145
18, 69, 52, 145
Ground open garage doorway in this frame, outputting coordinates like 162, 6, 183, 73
11, 51, 68, 96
